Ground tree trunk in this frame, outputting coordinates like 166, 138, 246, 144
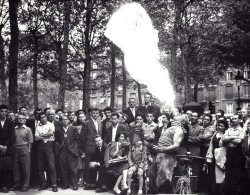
32, 34, 39, 109
122, 55, 127, 110
193, 83, 198, 102
58, 0, 71, 111
8, 0, 19, 111
82, 0, 92, 112
136, 81, 142, 105
0, 28, 7, 104
110, 44, 116, 109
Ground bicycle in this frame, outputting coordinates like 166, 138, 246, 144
173, 152, 206, 194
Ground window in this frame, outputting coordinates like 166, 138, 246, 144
90, 98, 97, 107
226, 103, 233, 114
208, 88, 216, 101
198, 88, 204, 102
243, 102, 250, 108
117, 97, 122, 108
226, 72, 233, 81
130, 93, 136, 99
225, 85, 234, 99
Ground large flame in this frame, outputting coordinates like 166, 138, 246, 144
105, 3, 175, 108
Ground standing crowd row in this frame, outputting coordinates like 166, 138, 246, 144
0, 92, 250, 195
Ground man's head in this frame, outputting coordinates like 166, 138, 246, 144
46, 109, 55, 122
231, 114, 241, 127
94, 135, 103, 147
91, 108, 100, 120
104, 107, 112, 119
7, 111, 15, 122
216, 110, 225, 120
203, 114, 212, 127
0, 104, 8, 119
39, 113, 47, 125
128, 98, 135, 108
62, 115, 70, 126
56, 109, 63, 117
146, 112, 154, 124
17, 114, 26, 125
241, 108, 248, 118
144, 92, 152, 104
111, 113, 120, 126
54, 114, 60, 121
190, 112, 199, 124
186, 110, 192, 120
34, 108, 42, 120
78, 113, 86, 123
135, 114, 144, 125
19, 106, 27, 116
118, 112, 125, 123
162, 108, 170, 115
198, 117, 203, 126
68, 111, 75, 122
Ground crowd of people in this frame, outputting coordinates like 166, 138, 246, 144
0, 92, 250, 195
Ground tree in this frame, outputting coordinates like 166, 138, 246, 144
8, 0, 19, 111
0, 0, 8, 104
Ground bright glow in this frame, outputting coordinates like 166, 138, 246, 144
105, 3, 175, 108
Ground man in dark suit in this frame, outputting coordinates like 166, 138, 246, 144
122, 98, 137, 125
89, 135, 107, 193
55, 115, 82, 191
136, 92, 161, 123
104, 113, 127, 144
0, 104, 15, 193
80, 108, 103, 190
102, 107, 113, 139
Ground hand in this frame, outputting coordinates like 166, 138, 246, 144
89, 162, 96, 168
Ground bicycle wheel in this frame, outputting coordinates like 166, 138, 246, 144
174, 176, 191, 194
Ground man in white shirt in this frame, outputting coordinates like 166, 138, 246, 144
35, 113, 58, 192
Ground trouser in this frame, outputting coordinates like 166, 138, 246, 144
59, 148, 78, 186
0, 155, 12, 188
30, 141, 39, 187
97, 165, 107, 187
85, 154, 97, 185
37, 141, 57, 186
12, 148, 30, 188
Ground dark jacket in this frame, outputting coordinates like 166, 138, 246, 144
122, 107, 137, 124
0, 118, 15, 155
93, 143, 107, 166
55, 125, 82, 157
104, 123, 128, 144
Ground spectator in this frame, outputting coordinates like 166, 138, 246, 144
122, 98, 137, 124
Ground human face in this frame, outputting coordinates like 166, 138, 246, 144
19, 108, 27, 116
91, 110, 99, 120
47, 110, 55, 122
111, 115, 119, 126
136, 116, 143, 125
40, 114, 47, 125
203, 116, 211, 127
144, 94, 151, 104
227, 118, 231, 127
57, 111, 63, 117
7, 112, 15, 122
190, 113, 198, 123
104, 110, 112, 119
118, 113, 124, 123
161, 115, 169, 125
54, 115, 60, 121
197, 118, 203, 126
17, 115, 26, 125
78, 113, 86, 123
146, 113, 154, 124
231, 115, 240, 126
68, 113, 75, 121
0, 108, 8, 119
237, 110, 242, 117
241, 109, 248, 118
95, 137, 103, 147
62, 116, 70, 126
216, 112, 222, 120
162, 108, 169, 115
217, 123, 225, 132
118, 134, 125, 142
128, 98, 135, 108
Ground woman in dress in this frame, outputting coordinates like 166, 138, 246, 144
104, 132, 130, 194
207, 119, 228, 195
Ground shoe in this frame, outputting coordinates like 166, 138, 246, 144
1, 187, 9, 193
38, 185, 47, 191
113, 187, 121, 194
61, 185, 69, 190
73, 186, 78, 191
52, 186, 58, 192
10, 186, 20, 191
96, 188, 107, 193
20, 187, 29, 192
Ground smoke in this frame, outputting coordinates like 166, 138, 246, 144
105, 2, 175, 108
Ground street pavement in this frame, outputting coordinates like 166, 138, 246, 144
0, 188, 113, 195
